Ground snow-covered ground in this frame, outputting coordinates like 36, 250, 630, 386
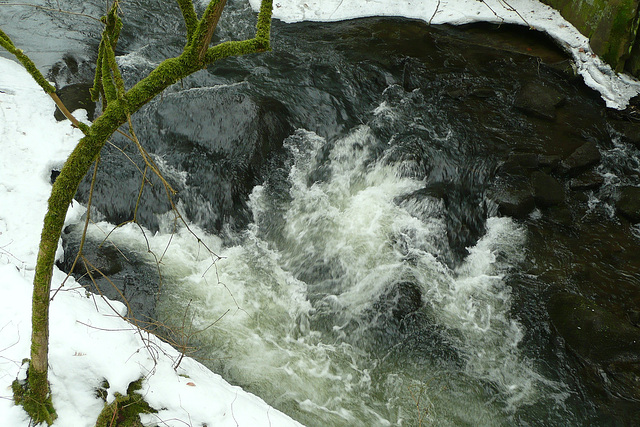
250, 0, 640, 109
1, 0, 639, 426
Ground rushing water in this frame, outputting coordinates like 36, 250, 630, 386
7, 0, 640, 425
152, 122, 562, 425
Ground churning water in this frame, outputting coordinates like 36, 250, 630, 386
144, 104, 567, 425
23, 0, 639, 424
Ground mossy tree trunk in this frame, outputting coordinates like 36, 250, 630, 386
1, 0, 273, 424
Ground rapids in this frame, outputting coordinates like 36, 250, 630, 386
6, 0, 640, 425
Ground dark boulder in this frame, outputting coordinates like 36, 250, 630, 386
58, 223, 160, 323
569, 171, 604, 190
558, 141, 601, 175
610, 120, 640, 149
490, 177, 535, 219
548, 292, 640, 366
372, 282, 424, 325
532, 171, 565, 207
616, 186, 640, 223
548, 292, 640, 402
498, 152, 540, 176
514, 81, 565, 120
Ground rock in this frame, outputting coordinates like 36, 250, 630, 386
616, 186, 640, 222
569, 171, 604, 190
532, 171, 565, 207
499, 152, 540, 175
610, 120, 640, 149
490, 177, 535, 219
538, 154, 562, 171
373, 281, 423, 324
559, 141, 601, 175
548, 292, 640, 402
540, 0, 640, 74
514, 81, 565, 120
470, 87, 494, 98
54, 83, 96, 121
548, 292, 640, 365
59, 223, 159, 322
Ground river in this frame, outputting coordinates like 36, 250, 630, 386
4, 1, 640, 425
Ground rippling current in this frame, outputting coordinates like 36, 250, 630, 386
6, 0, 640, 425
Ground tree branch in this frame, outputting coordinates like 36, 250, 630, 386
196, 0, 227, 61
0, 29, 55, 94
2, 0, 274, 423
175, 0, 198, 42
255, 0, 273, 43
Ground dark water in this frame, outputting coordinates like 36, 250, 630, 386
5, 1, 640, 425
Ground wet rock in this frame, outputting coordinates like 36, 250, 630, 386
58, 223, 159, 323
569, 171, 604, 190
616, 186, 640, 223
490, 177, 535, 219
548, 292, 640, 402
369, 282, 462, 367
470, 87, 494, 98
370, 282, 424, 329
549, 292, 640, 365
558, 141, 601, 175
75, 86, 292, 233
514, 81, 565, 120
74, 142, 175, 233
499, 152, 540, 175
48, 53, 97, 87
532, 171, 565, 207
402, 57, 428, 92
538, 154, 562, 171
53, 83, 96, 121
609, 120, 640, 149
381, 281, 423, 322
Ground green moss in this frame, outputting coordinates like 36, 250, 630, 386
96, 379, 111, 402
95, 378, 157, 427
1, 2, 273, 424
12, 361, 57, 426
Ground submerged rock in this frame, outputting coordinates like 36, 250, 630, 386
616, 186, 640, 223
549, 292, 640, 365
548, 292, 640, 402
58, 223, 160, 324
558, 141, 601, 175
532, 171, 565, 207
514, 81, 565, 120
376, 281, 423, 323
490, 176, 535, 219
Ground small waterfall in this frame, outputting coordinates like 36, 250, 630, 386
142, 113, 566, 425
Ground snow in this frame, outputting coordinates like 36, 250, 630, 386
249, 0, 640, 109
1, 1, 639, 425
0, 57, 302, 426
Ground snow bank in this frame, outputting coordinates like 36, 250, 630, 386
0, 56, 302, 427
249, 0, 640, 109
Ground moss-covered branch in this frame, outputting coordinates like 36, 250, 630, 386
0, 29, 55, 94
175, 0, 198, 42
2, 1, 273, 424
195, 0, 228, 60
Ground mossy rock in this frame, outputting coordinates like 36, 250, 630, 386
95, 378, 156, 427
542, 0, 640, 73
